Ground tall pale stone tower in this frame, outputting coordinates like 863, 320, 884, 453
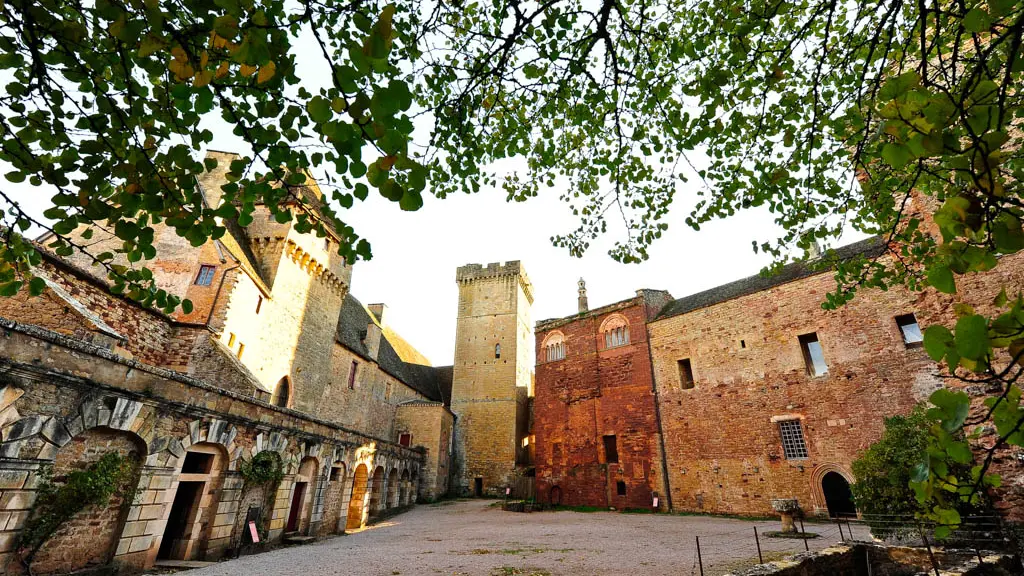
451, 261, 534, 496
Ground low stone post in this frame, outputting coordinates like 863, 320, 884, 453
770, 498, 801, 533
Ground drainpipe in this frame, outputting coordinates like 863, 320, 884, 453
643, 299, 674, 512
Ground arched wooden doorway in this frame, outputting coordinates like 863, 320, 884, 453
345, 464, 369, 530
271, 376, 291, 408
368, 466, 385, 515
32, 427, 145, 575
386, 469, 399, 508
157, 442, 227, 561
286, 457, 318, 534
822, 471, 857, 518
549, 485, 563, 506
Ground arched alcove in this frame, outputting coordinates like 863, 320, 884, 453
271, 376, 291, 408
345, 464, 369, 530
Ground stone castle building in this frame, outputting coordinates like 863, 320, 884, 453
0, 152, 1022, 574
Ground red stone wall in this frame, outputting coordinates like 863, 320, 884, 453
534, 298, 665, 510
648, 251, 1024, 519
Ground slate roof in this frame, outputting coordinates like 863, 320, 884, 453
655, 237, 887, 321
336, 294, 448, 403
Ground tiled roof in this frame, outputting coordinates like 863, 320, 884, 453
335, 294, 447, 403
655, 237, 887, 321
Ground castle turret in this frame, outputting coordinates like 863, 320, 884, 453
578, 278, 588, 313
450, 261, 534, 496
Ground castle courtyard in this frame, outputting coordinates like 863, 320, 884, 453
182, 499, 867, 576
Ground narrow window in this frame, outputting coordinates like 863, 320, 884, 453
227, 332, 236, 348
740, 339, 746, 349
552, 442, 562, 464
348, 360, 358, 390
778, 420, 809, 460
194, 265, 216, 286
330, 467, 342, 481
399, 433, 412, 447
324, 237, 330, 251
603, 435, 619, 464
272, 377, 289, 408
255, 295, 263, 314
236, 343, 245, 360
616, 481, 627, 496
495, 343, 501, 359
896, 313, 923, 347
798, 332, 828, 376
677, 358, 695, 389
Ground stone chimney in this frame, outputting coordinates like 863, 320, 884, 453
578, 278, 589, 313
363, 322, 383, 361
808, 241, 822, 259
368, 303, 387, 327
196, 150, 241, 210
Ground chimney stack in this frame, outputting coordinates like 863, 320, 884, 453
368, 303, 387, 327
578, 278, 589, 313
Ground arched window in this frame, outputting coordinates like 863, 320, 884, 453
541, 332, 566, 362
600, 314, 630, 349
495, 343, 501, 358
271, 376, 291, 408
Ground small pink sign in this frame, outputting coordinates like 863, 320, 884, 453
653, 497, 659, 507
505, 487, 511, 495
248, 521, 260, 543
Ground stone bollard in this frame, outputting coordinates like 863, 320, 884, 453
770, 498, 801, 533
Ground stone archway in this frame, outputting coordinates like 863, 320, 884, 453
368, 466, 385, 515
409, 470, 418, 504
156, 442, 228, 562
386, 468, 399, 509
399, 470, 410, 505
822, 472, 857, 518
31, 426, 145, 575
287, 457, 319, 534
345, 464, 369, 530
809, 464, 856, 517
322, 462, 347, 534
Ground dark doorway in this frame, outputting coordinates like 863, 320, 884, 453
287, 482, 307, 532
158, 481, 204, 559
474, 477, 483, 497
822, 472, 857, 518
549, 486, 562, 506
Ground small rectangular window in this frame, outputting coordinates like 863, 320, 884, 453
399, 433, 412, 447
194, 265, 216, 286
798, 332, 828, 376
255, 295, 263, 315
616, 480, 626, 496
677, 359, 694, 389
495, 343, 501, 359
896, 313, 923, 347
181, 451, 214, 474
330, 467, 342, 481
227, 332, 236, 348
348, 361, 358, 390
778, 420, 809, 460
236, 343, 245, 360
603, 435, 619, 464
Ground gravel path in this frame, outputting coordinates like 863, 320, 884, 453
182, 500, 868, 576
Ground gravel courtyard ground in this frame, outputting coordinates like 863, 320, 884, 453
183, 499, 868, 576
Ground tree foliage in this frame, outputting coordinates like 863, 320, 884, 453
2, 0, 1024, 535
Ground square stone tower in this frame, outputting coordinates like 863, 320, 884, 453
451, 261, 534, 496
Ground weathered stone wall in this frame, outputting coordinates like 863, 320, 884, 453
647, 250, 1024, 518
534, 297, 666, 510
321, 344, 426, 440
395, 403, 454, 500
0, 320, 425, 574
450, 262, 534, 495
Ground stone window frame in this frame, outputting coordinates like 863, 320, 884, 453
599, 314, 630, 349
541, 331, 566, 363
895, 313, 924, 348
772, 415, 809, 460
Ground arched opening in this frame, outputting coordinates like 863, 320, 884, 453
32, 427, 145, 575
549, 485, 563, 506
271, 376, 291, 408
158, 442, 228, 561
409, 470, 418, 504
323, 462, 347, 534
822, 471, 857, 518
368, 466, 385, 516
399, 470, 410, 505
386, 468, 399, 508
286, 457, 318, 534
345, 464, 369, 530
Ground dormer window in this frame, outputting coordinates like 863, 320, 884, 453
600, 314, 630, 349
194, 265, 216, 286
542, 332, 566, 362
